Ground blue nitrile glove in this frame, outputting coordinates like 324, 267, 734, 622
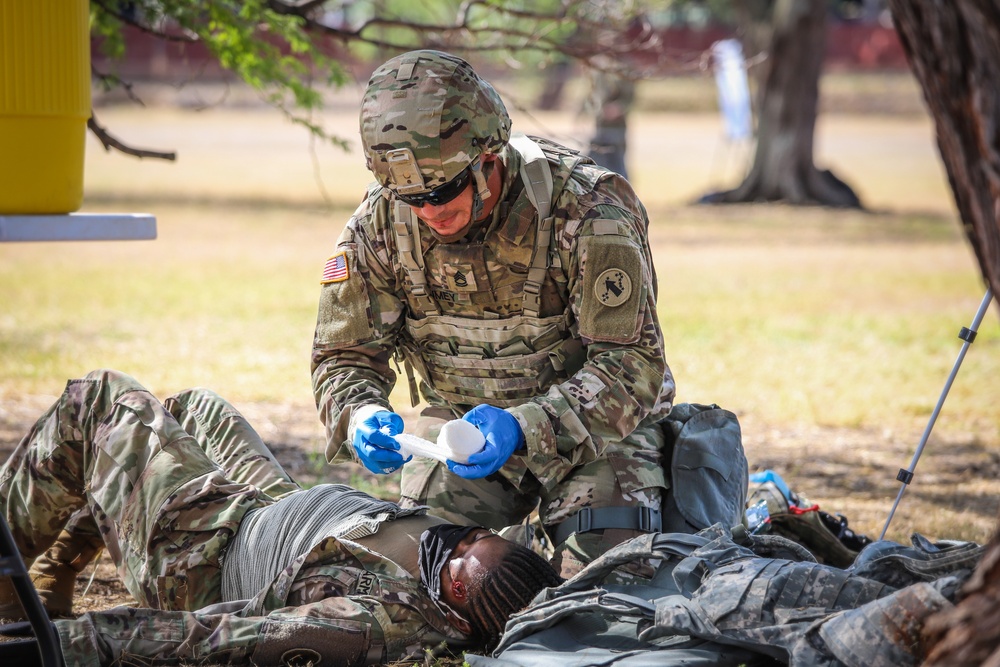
448, 404, 525, 479
352, 409, 409, 474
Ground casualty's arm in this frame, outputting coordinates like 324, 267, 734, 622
55, 595, 443, 667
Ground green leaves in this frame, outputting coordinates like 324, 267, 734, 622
91, 0, 350, 145
88, 0, 655, 151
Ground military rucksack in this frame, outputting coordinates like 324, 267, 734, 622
659, 403, 749, 534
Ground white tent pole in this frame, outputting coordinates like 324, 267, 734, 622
880, 288, 994, 540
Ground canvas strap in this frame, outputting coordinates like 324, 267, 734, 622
510, 133, 555, 317
549, 506, 663, 546
392, 200, 440, 316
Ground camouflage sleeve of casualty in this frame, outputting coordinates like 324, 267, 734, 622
507, 169, 674, 486
311, 189, 406, 464
54, 595, 445, 667
56, 536, 459, 667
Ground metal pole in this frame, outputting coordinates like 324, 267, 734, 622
880, 288, 995, 540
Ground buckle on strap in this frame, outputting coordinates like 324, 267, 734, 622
576, 507, 593, 533
637, 506, 661, 533
549, 506, 663, 546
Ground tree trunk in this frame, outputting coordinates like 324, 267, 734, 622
886, 0, 1000, 301
921, 511, 1000, 666
886, 2, 1000, 663
536, 59, 573, 111
703, 0, 862, 208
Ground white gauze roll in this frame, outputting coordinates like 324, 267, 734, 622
393, 419, 486, 464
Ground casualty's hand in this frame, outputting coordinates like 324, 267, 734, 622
352, 409, 410, 474
448, 404, 525, 479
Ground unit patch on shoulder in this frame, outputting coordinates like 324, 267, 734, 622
321, 251, 350, 284
594, 268, 632, 307
579, 234, 644, 343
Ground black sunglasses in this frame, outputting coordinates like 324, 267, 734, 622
395, 168, 472, 207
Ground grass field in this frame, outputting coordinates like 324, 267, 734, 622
2, 77, 998, 547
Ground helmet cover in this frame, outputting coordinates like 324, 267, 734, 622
360, 50, 511, 194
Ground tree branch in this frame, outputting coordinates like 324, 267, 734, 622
88, 114, 177, 161
92, 0, 198, 43
91, 66, 146, 106
86, 1, 710, 163
267, 0, 328, 16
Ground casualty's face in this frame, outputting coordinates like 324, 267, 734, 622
439, 528, 510, 615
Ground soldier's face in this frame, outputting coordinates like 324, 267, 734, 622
438, 528, 510, 618
411, 184, 476, 239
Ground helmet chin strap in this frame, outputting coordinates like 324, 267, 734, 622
470, 158, 492, 222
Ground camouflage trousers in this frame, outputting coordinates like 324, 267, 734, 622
0, 369, 298, 611
400, 407, 666, 579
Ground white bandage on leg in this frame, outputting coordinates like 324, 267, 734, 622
394, 419, 485, 464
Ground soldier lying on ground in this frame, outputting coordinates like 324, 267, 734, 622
0, 370, 562, 667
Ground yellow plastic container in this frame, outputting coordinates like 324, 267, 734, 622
0, 0, 90, 214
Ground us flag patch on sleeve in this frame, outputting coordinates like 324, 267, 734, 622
321, 251, 350, 284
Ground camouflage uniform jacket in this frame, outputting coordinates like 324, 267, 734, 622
312, 137, 675, 491
56, 525, 472, 667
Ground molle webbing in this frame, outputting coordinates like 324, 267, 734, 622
402, 313, 581, 406
393, 201, 439, 316
510, 133, 555, 317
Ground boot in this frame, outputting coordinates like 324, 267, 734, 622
0, 576, 25, 621
26, 529, 104, 618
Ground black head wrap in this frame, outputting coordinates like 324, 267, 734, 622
418, 524, 479, 602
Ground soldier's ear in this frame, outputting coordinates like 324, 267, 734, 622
451, 579, 468, 601
446, 610, 472, 635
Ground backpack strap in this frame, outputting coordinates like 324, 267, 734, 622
510, 133, 553, 219
391, 200, 437, 408
391, 200, 440, 316
509, 133, 584, 318
549, 506, 662, 547
510, 133, 553, 317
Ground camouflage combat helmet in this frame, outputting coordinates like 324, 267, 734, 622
360, 50, 512, 196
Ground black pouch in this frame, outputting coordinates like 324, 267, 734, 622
659, 403, 748, 534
